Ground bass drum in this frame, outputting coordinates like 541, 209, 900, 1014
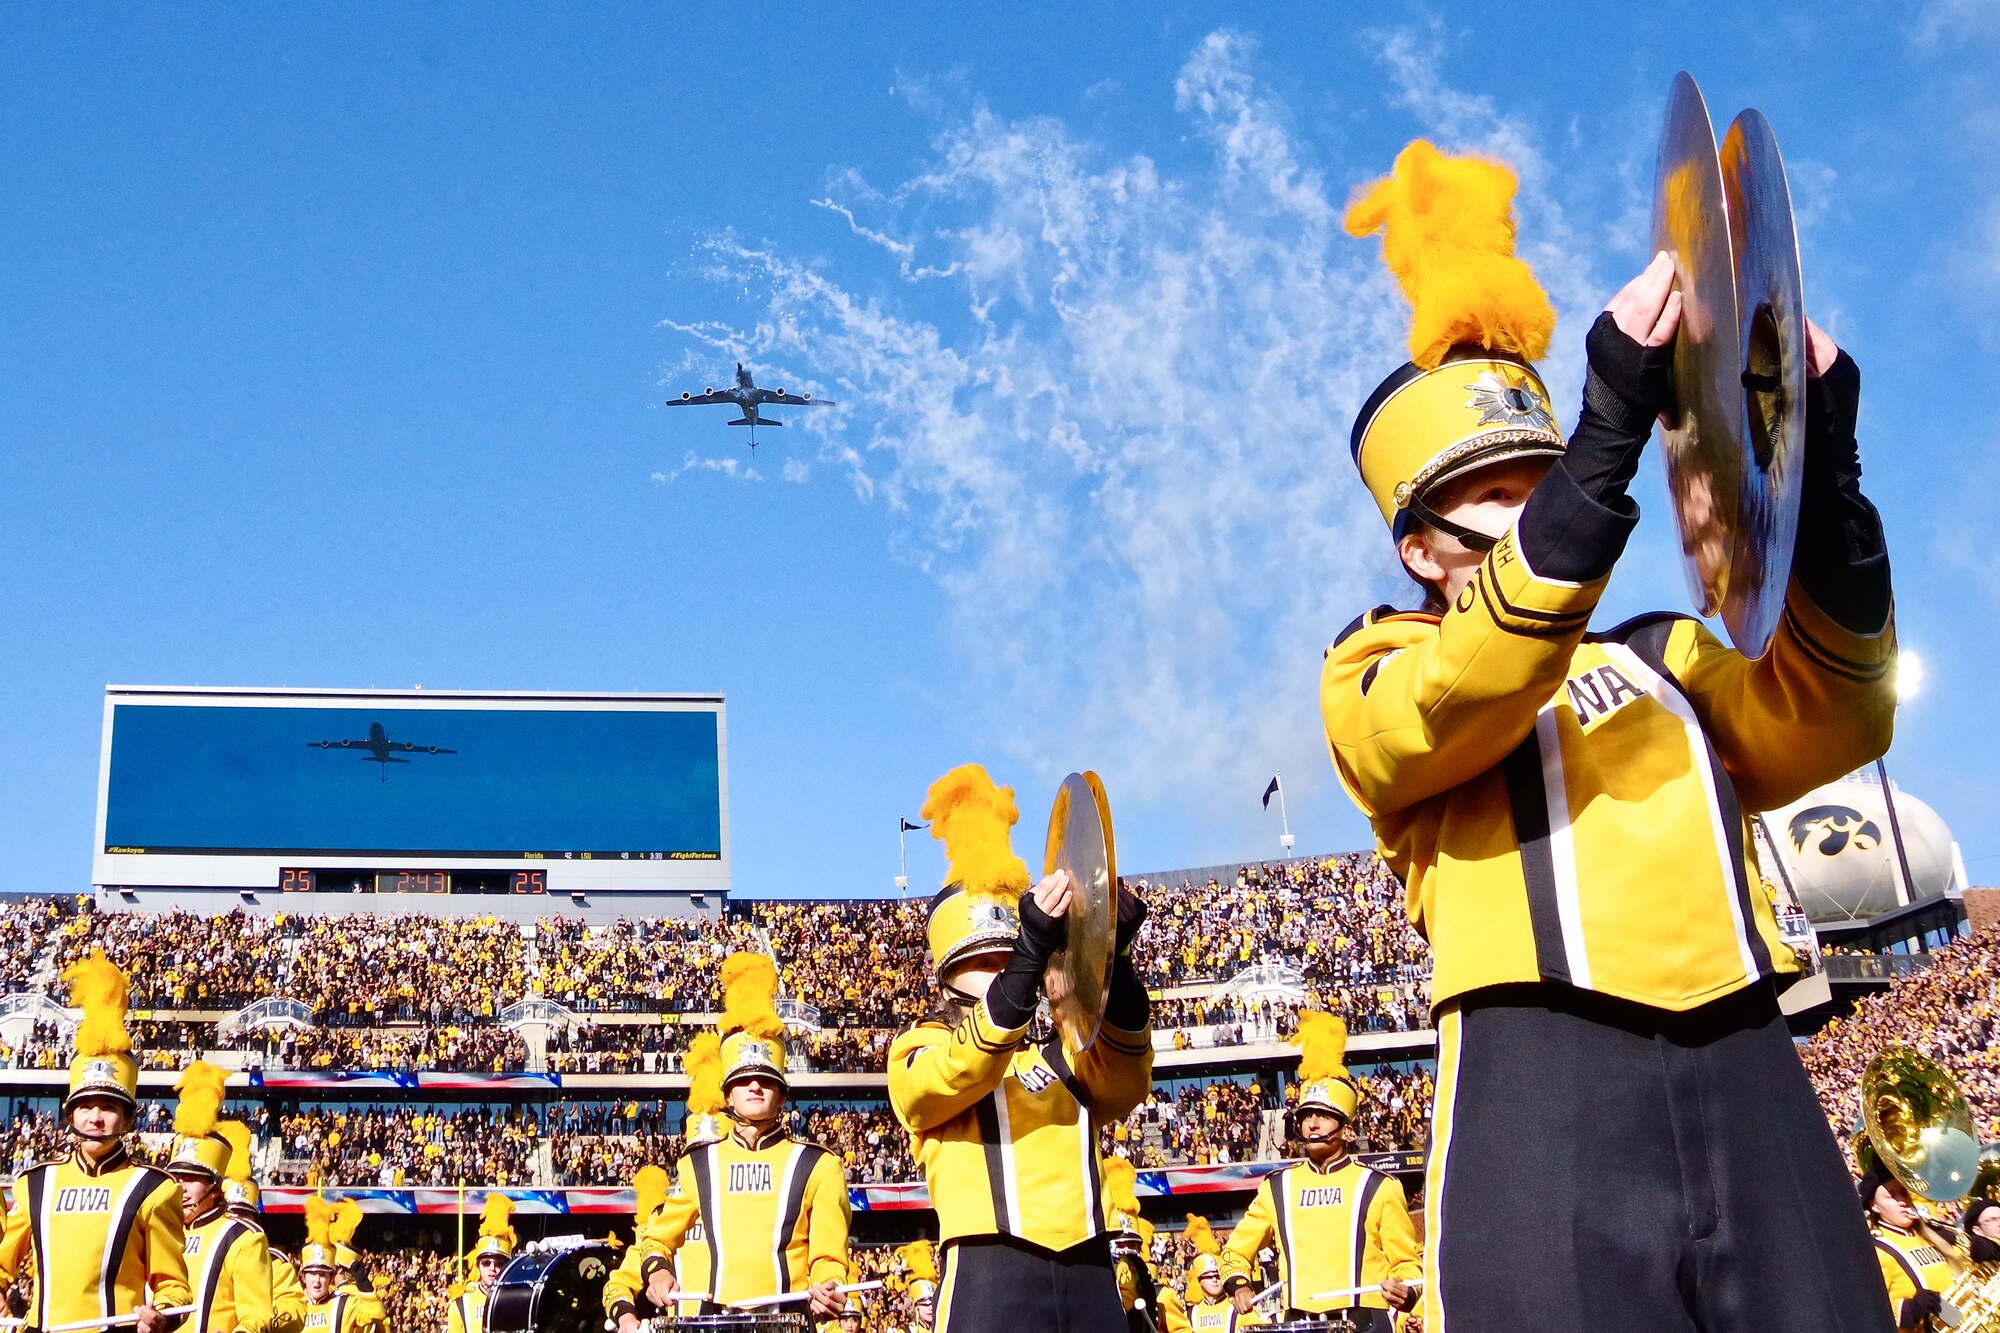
485, 1243, 618, 1333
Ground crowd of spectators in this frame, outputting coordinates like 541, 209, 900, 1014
292, 914, 528, 1024
546, 1022, 688, 1073
360, 1249, 457, 1333
1134, 854, 1429, 988
54, 907, 292, 1010
1802, 927, 2000, 1145
0, 896, 79, 992
1153, 985, 1427, 1045
1108, 1079, 1269, 1167
228, 1025, 528, 1073
536, 915, 759, 1012
271, 1106, 538, 1186
795, 1102, 918, 1183
750, 901, 930, 1028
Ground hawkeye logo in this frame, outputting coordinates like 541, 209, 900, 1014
55, 1186, 113, 1214
1014, 1063, 1059, 1094
186, 1234, 205, 1258
1298, 1186, 1347, 1208
1564, 664, 1648, 731
727, 1163, 774, 1194
1787, 806, 1881, 858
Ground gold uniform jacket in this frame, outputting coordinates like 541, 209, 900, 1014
1321, 517, 1895, 1012
0, 1147, 193, 1330
445, 1284, 488, 1333
603, 1130, 849, 1312
1162, 1294, 1263, 1333
302, 1288, 386, 1333
1873, 1226, 1953, 1328
265, 1248, 306, 1333
888, 997, 1152, 1252
1221, 1158, 1419, 1314
185, 1210, 273, 1333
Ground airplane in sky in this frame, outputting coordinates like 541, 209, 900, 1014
666, 362, 833, 446
308, 722, 456, 781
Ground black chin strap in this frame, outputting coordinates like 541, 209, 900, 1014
1405, 494, 1499, 554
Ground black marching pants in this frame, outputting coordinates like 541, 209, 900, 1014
1427, 981, 1894, 1333
937, 1234, 1126, 1333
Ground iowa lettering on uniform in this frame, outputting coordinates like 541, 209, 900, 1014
1564, 664, 1647, 729
727, 1162, 773, 1194
54, 1186, 113, 1213
1298, 1186, 1346, 1208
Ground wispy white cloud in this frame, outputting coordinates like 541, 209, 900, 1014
654, 29, 1607, 835
1913, 0, 2000, 47
653, 453, 763, 484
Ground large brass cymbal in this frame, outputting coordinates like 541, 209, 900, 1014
1651, 72, 1806, 658
1044, 771, 1117, 1054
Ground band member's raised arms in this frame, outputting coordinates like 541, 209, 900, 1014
1324, 138, 1897, 1333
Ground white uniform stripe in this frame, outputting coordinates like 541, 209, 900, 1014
1603, 645, 1760, 980
31, 1171, 53, 1330
1427, 1008, 1462, 1333
1071, 1082, 1094, 1240
1346, 1164, 1366, 1302
772, 1148, 804, 1295
1533, 708, 1592, 990
993, 1083, 1022, 1236
100, 1171, 145, 1321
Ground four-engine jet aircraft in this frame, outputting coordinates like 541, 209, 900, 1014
666, 363, 833, 446
308, 722, 456, 781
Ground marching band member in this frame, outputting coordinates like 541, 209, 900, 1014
164, 1063, 273, 1333
605, 953, 850, 1322
1325, 140, 1898, 1332
667, 1031, 727, 1318
1965, 1197, 2000, 1264
1170, 1217, 1259, 1333
0, 951, 192, 1333
446, 1195, 514, 1333
1221, 1015, 1416, 1328
299, 1200, 386, 1333
1862, 1167, 1954, 1331
887, 764, 1153, 1333
217, 1124, 304, 1333
1104, 1159, 1160, 1333
889, 1242, 939, 1333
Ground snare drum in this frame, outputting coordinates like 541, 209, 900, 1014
485, 1243, 618, 1333
657, 1317, 809, 1333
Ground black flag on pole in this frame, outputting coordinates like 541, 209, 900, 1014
900, 818, 928, 833
1261, 776, 1281, 809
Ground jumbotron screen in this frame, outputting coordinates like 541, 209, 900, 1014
93, 687, 729, 893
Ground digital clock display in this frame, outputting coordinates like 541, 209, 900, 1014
278, 868, 547, 895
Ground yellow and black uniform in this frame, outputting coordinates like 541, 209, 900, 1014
0, 1143, 195, 1331
1331, 142, 1898, 1333
1166, 1298, 1262, 1333
302, 1287, 386, 1333
890, 764, 1154, 1333
604, 1127, 849, 1313
1872, 1224, 1954, 1331
185, 1205, 274, 1333
266, 1253, 306, 1333
445, 1283, 489, 1333
1221, 1158, 1417, 1321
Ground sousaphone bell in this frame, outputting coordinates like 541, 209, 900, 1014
1043, 771, 1118, 1053
1651, 71, 1808, 658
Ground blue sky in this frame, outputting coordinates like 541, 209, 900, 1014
4, 3, 1997, 900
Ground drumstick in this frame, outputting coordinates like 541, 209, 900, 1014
1307, 1278, 1424, 1303
729, 1279, 885, 1310
0, 1305, 200, 1333
1250, 1282, 1284, 1305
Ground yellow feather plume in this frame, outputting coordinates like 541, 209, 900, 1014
897, 1239, 937, 1284
331, 1197, 364, 1246
173, 1060, 229, 1137
719, 953, 785, 1040
632, 1164, 669, 1226
1103, 1154, 1140, 1219
921, 764, 1029, 900
478, 1193, 515, 1245
1344, 139, 1555, 371
1185, 1214, 1219, 1257
685, 1030, 727, 1117
1293, 1010, 1350, 1083
216, 1121, 255, 1185
63, 949, 132, 1058
304, 1195, 337, 1248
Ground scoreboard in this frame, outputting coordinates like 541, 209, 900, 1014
93, 687, 730, 896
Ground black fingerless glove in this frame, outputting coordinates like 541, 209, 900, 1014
1113, 889, 1147, 957
1517, 312, 1664, 582
1793, 349, 1891, 633
1900, 1288, 1942, 1329
985, 896, 1064, 1031
1102, 955, 1151, 1034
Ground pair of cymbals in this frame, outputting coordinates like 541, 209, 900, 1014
1651, 71, 1806, 659
1044, 771, 1117, 1053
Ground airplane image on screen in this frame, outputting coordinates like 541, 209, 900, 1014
666, 362, 833, 446
308, 722, 456, 781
